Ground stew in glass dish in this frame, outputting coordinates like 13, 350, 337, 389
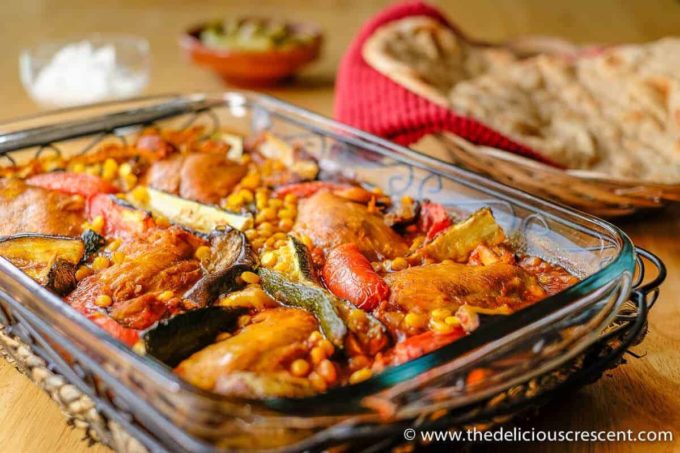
0, 127, 578, 399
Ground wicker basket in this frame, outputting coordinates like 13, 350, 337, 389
427, 133, 680, 217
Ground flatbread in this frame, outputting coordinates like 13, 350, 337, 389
363, 16, 680, 184
362, 17, 516, 108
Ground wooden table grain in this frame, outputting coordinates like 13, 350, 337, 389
0, 1, 678, 451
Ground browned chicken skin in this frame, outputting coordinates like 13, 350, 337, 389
294, 191, 408, 260
0, 178, 84, 237
175, 307, 317, 394
142, 153, 183, 194
66, 227, 203, 329
143, 152, 247, 205
383, 262, 546, 316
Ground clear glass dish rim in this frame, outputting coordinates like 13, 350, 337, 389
19, 32, 151, 57
0, 91, 637, 414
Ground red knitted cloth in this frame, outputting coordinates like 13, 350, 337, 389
334, 1, 557, 166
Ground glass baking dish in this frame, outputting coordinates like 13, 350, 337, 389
0, 92, 658, 451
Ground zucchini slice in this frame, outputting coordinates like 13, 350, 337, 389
0, 234, 84, 295
128, 187, 253, 234
259, 267, 348, 348
259, 236, 388, 353
421, 208, 505, 262
184, 229, 257, 307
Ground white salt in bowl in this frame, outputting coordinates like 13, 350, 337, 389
20, 34, 150, 108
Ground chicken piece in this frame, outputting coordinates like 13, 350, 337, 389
142, 153, 183, 194
143, 152, 247, 205
382, 262, 546, 317
179, 153, 247, 204
66, 227, 203, 329
175, 308, 317, 393
293, 191, 408, 260
0, 178, 84, 236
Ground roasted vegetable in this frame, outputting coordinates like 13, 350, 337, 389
89, 313, 140, 347
26, 171, 117, 197
127, 187, 253, 234
419, 201, 453, 240
322, 243, 389, 311
381, 329, 465, 367
81, 229, 105, 261
260, 236, 388, 353
184, 229, 257, 306
142, 306, 247, 367
260, 267, 347, 348
0, 234, 84, 295
420, 208, 505, 262
88, 194, 154, 238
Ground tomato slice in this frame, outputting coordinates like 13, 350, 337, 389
323, 243, 389, 311
88, 313, 139, 347
273, 181, 351, 199
389, 329, 464, 366
419, 201, 453, 240
88, 194, 154, 238
26, 172, 117, 197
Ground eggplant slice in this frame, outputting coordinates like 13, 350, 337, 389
142, 306, 247, 367
127, 187, 253, 234
0, 234, 84, 295
184, 229, 257, 307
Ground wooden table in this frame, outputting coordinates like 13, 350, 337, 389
0, 1, 678, 451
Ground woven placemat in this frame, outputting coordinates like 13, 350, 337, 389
0, 327, 147, 453
0, 314, 642, 453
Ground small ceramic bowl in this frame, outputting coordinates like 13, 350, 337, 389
180, 20, 322, 86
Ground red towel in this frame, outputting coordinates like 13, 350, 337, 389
333, 1, 557, 166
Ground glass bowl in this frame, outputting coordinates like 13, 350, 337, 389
19, 34, 150, 108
